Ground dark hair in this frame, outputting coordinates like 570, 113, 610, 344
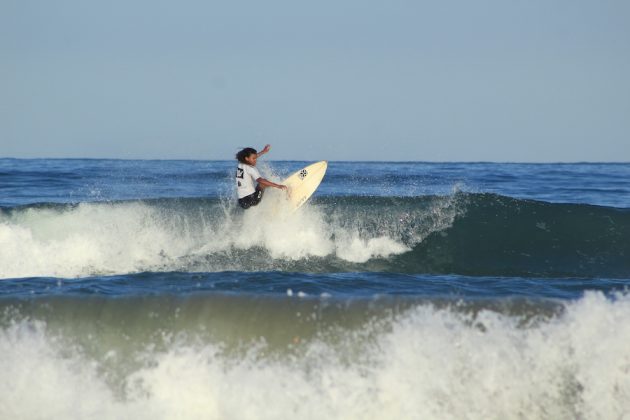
236, 147, 257, 163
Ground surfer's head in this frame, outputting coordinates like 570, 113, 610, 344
236, 147, 257, 165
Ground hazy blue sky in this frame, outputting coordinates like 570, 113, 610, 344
2, 0, 629, 161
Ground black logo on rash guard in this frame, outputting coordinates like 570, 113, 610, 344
236, 168, 244, 179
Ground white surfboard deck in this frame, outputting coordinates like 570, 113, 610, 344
281, 161, 327, 210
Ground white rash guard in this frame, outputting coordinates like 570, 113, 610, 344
236, 163, 262, 198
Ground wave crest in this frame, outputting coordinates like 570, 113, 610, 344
1, 193, 628, 279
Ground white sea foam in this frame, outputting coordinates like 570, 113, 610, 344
0, 195, 459, 278
1, 292, 629, 419
0, 203, 192, 278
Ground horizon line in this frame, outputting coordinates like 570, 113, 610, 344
1, 157, 629, 165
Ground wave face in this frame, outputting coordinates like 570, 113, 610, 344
396, 193, 630, 278
1, 292, 630, 419
1, 192, 628, 279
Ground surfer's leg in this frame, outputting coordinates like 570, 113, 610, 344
251, 186, 264, 205
237, 187, 264, 209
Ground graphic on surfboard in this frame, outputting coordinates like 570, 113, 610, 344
282, 161, 327, 210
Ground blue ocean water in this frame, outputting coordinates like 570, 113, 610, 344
1, 158, 629, 419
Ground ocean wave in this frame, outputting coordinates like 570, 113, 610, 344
1, 292, 629, 419
1, 193, 628, 279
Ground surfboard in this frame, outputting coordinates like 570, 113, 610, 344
281, 161, 327, 210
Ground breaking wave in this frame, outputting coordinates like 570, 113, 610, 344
1, 193, 628, 279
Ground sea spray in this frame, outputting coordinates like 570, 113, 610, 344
1, 292, 629, 419
0, 194, 460, 278
2, 193, 629, 279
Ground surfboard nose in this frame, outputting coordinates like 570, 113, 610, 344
281, 161, 327, 210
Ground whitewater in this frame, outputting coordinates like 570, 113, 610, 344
1, 159, 629, 419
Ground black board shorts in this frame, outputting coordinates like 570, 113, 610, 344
238, 186, 264, 209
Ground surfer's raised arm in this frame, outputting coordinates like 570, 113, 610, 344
257, 144, 271, 157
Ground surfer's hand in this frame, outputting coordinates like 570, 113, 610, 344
261, 144, 271, 154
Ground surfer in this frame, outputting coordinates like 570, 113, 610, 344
235, 144, 287, 209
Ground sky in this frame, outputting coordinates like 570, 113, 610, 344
1, 0, 629, 161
